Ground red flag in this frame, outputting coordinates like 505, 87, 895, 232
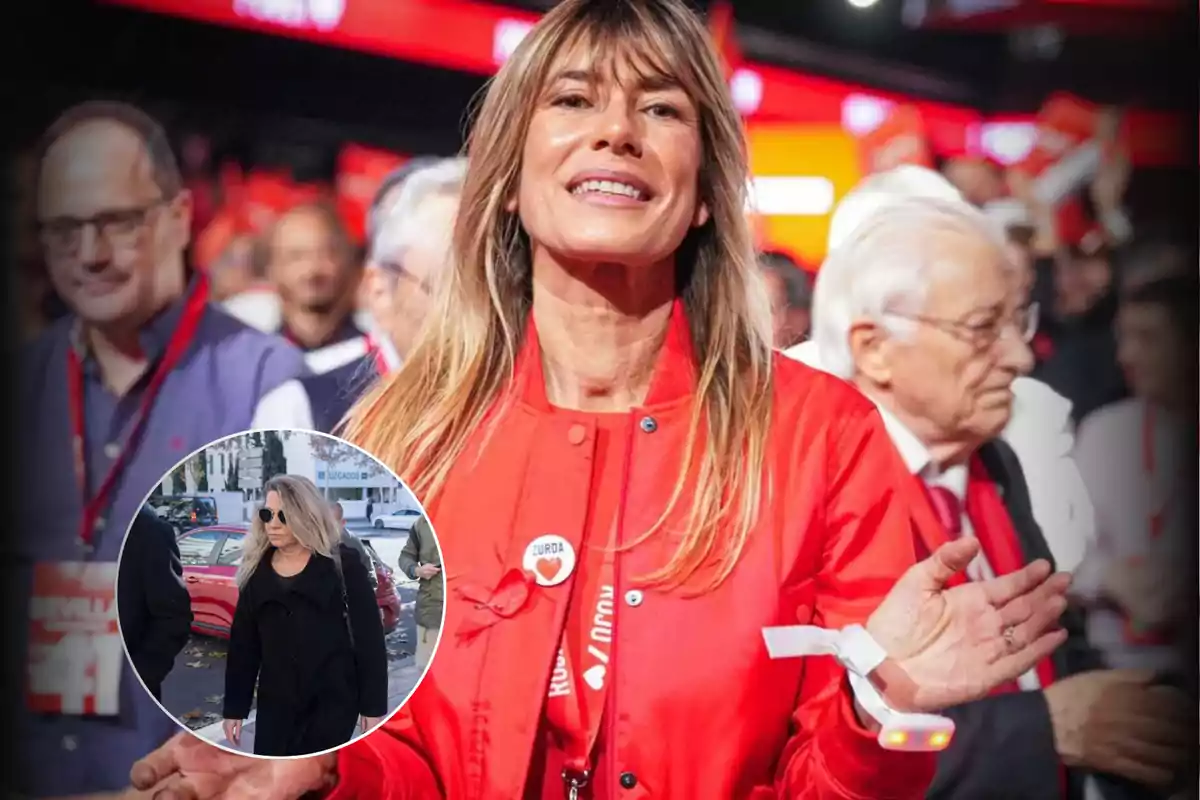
857, 105, 934, 175
708, 1, 741, 80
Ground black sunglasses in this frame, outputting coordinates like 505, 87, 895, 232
258, 507, 287, 525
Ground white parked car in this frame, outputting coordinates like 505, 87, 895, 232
373, 508, 423, 532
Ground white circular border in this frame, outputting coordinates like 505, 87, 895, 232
113, 426, 449, 761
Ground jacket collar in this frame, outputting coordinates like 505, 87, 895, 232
247, 548, 340, 609
511, 296, 699, 413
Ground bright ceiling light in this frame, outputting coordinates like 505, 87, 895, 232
847, 0, 880, 8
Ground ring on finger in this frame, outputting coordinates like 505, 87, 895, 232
1003, 625, 1017, 652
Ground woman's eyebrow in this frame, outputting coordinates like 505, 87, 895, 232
545, 68, 682, 93
547, 68, 594, 85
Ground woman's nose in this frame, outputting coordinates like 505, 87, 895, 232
591, 101, 642, 158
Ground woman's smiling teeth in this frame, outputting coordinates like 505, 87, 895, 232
571, 179, 646, 200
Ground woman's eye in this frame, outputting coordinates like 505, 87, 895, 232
645, 102, 681, 119
552, 94, 590, 109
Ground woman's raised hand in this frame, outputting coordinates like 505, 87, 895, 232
866, 537, 1071, 712
129, 732, 337, 800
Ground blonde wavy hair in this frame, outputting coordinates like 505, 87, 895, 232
237, 474, 341, 587
342, 0, 774, 592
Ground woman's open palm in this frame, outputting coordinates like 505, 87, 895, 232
866, 537, 1071, 712
130, 733, 336, 800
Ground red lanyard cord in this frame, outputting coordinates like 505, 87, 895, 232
363, 332, 392, 378
68, 278, 210, 551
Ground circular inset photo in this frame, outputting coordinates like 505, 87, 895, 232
115, 428, 444, 759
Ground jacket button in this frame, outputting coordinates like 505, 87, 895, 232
62, 735, 78, 752
567, 424, 587, 445
624, 589, 644, 607
639, 416, 657, 433
620, 772, 638, 789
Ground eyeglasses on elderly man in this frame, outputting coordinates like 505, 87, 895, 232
884, 300, 1040, 353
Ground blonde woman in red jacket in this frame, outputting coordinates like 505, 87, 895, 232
130, 1, 1070, 798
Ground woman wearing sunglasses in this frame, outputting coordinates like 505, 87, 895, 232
222, 474, 389, 757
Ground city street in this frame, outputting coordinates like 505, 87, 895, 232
158, 523, 427, 751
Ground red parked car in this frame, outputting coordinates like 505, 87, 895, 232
175, 525, 402, 638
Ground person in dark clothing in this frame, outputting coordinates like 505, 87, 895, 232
1030, 235, 1128, 425
298, 355, 379, 434
331, 500, 374, 587
222, 475, 388, 757
116, 506, 193, 702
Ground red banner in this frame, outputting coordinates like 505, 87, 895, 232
104, 0, 1187, 169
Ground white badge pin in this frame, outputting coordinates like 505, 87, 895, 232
523, 534, 576, 587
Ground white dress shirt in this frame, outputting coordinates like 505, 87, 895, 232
783, 340, 1096, 572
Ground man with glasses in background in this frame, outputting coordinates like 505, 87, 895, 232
11, 101, 306, 799
808, 193, 1193, 800
789, 165, 1095, 576
253, 157, 466, 432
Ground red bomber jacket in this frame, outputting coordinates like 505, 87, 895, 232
329, 300, 937, 799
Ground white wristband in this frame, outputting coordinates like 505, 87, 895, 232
763, 624, 955, 752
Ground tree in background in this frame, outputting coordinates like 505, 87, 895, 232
225, 456, 240, 492
171, 463, 187, 494
194, 453, 209, 493
262, 430, 288, 483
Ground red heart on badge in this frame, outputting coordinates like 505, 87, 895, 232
536, 557, 562, 582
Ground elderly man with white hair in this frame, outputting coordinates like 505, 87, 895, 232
805, 192, 1192, 800
252, 157, 466, 431
786, 166, 1095, 575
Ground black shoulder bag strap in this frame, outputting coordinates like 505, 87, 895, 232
329, 546, 356, 650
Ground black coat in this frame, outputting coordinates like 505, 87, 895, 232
222, 544, 388, 757
927, 440, 1149, 800
116, 507, 193, 701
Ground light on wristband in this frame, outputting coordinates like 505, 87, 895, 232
763, 624, 957, 753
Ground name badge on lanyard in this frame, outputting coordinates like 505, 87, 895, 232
26, 562, 122, 716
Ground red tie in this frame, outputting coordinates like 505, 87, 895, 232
926, 485, 963, 537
